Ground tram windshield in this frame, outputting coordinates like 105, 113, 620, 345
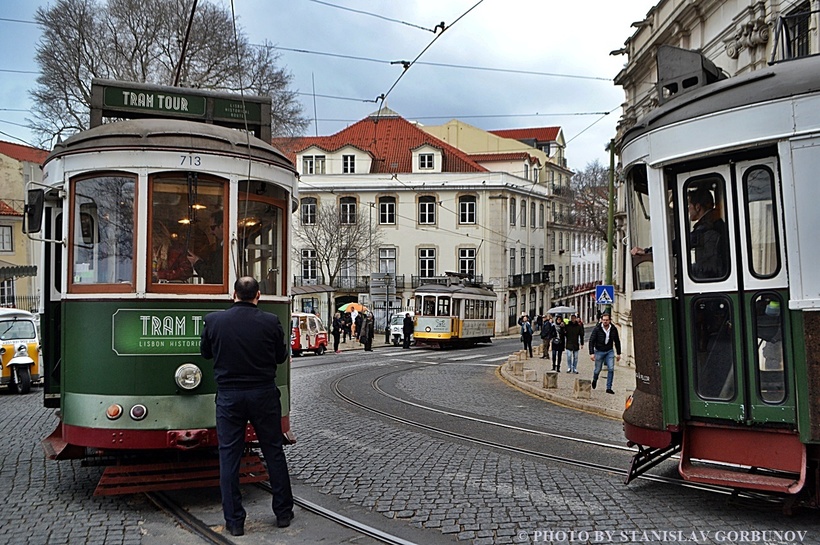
71, 174, 135, 288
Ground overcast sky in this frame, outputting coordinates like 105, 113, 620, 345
0, 0, 658, 171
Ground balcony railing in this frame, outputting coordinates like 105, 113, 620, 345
411, 275, 483, 289
507, 271, 546, 288
293, 275, 406, 292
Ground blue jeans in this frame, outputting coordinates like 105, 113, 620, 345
216, 385, 293, 526
593, 349, 615, 390
565, 349, 579, 373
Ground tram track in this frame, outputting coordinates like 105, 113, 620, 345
147, 484, 422, 545
331, 364, 744, 498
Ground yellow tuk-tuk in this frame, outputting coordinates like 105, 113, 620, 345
0, 309, 40, 394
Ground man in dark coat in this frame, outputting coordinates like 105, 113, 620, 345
563, 314, 584, 374
588, 313, 622, 394
402, 313, 414, 349
200, 276, 294, 536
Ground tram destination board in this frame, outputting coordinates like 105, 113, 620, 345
89, 79, 271, 140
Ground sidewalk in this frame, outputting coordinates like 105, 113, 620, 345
497, 337, 632, 420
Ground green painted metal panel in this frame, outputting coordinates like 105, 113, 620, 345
62, 392, 216, 429
103, 85, 207, 117
656, 299, 681, 427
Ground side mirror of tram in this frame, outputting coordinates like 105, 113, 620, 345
23, 189, 45, 234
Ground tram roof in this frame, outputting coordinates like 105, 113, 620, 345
414, 283, 496, 297
622, 55, 820, 146
45, 118, 296, 173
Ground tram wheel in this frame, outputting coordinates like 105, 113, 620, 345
11, 366, 31, 395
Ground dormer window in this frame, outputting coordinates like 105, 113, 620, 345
342, 154, 355, 174
419, 153, 434, 170
302, 155, 326, 175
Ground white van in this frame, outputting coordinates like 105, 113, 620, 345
389, 312, 415, 346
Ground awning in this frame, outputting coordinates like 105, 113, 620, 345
0, 259, 37, 281
291, 284, 333, 295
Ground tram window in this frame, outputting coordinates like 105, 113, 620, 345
437, 296, 450, 317
753, 294, 786, 404
627, 166, 655, 291
684, 177, 730, 282
422, 296, 436, 316
743, 167, 781, 278
71, 175, 135, 288
692, 296, 736, 400
150, 176, 224, 288
238, 183, 286, 295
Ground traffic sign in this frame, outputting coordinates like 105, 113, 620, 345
596, 285, 614, 305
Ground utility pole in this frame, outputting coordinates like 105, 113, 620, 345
605, 139, 616, 315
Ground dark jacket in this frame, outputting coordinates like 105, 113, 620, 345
332, 316, 343, 336
588, 322, 621, 355
403, 315, 414, 336
540, 321, 555, 340
200, 301, 287, 388
564, 321, 584, 351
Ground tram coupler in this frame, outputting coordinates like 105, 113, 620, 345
625, 443, 681, 484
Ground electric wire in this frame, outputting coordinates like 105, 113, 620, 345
307, 0, 436, 33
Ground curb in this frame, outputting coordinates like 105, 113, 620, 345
498, 362, 624, 420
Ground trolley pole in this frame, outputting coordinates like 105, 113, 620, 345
605, 139, 616, 315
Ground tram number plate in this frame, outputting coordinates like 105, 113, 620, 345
180, 155, 202, 166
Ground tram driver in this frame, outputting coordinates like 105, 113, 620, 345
686, 185, 728, 280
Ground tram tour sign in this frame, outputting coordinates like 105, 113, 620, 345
111, 308, 219, 356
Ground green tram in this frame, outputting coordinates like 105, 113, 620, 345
30, 80, 297, 490
622, 47, 820, 501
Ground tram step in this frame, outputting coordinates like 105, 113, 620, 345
94, 455, 268, 496
679, 424, 805, 494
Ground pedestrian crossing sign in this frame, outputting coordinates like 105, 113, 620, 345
596, 285, 614, 305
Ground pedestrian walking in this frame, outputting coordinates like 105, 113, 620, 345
402, 312, 414, 349
588, 312, 621, 394
199, 276, 294, 536
564, 314, 584, 373
551, 314, 566, 372
360, 311, 375, 351
331, 312, 343, 353
342, 312, 352, 342
520, 315, 534, 357
539, 315, 555, 359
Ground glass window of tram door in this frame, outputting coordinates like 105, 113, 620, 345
70, 173, 135, 292
237, 181, 288, 296
149, 175, 224, 291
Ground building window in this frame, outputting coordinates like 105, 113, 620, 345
379, 196, 396, 225
302, 155, 325, 175
521, 247, 526, 274
521, 200, 527, 227
419, 248, 436, 277
301, 249, 317, 282
539, 204, 545, 228
786, 1, 811, 58
459, 195, 476, 224
459, 248, 476, 277
510, 247, 516, 275
418, 196, 436, 225
0, 225, 12, 251
339, 248, 357, 288
300, 197, 316, 225
379, 248, 396, 274
539, 248, 544, 271
530, 202, 536, 228
342, 154, 355, 174
340, 197, 357, 224
0, 279, 14, 306
524, 162, 530, 180
510, 198, 516, 226
419, 153, 434, 170
534, 167, 539, 183
530, 248, 535, 273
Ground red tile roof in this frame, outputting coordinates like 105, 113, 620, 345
0, 140, 48, 164
469, 152, 540, 164
489, 127, 560, 143
0, 200, 22, 217
273, 112, 487, 174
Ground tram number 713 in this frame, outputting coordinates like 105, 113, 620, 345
180, 155, 202, 166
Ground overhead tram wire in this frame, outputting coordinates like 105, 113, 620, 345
172, 0, 199, 87
307, 0, 437, 33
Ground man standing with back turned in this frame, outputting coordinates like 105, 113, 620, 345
200, 276, 294, 536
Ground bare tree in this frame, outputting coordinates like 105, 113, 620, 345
571, 159, 611, 242
294, 204, 383, 287
29, 0, 308, 145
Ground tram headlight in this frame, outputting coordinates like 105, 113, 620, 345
174, 363, 202, 390
106, 404, 123, 420
425, 326, 432, 332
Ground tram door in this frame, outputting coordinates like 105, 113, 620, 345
676, 159, 795, 425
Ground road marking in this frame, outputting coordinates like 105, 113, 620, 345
450, 354, 485, 361
486, 356, 509, 362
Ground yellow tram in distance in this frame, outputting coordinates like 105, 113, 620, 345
413, 280, 496, 348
